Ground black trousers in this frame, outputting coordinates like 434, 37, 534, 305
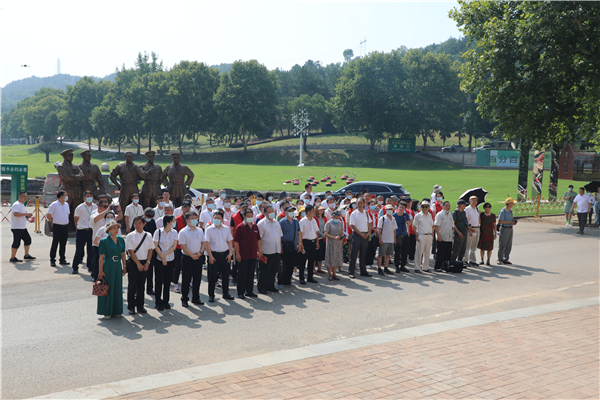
50, 224, 69, 262
451, 232, 467, 262
127, 258, 148, 310
349, 232, 368, 275
394, 235, 409, 268
92, 246, 100, 280
281, 245, 298, 285
237, 258, 257, 295
172, 248, 182, 284
181, 254, 203, 302
258, 253, 281, 292
365, 235, 378, 266
72, 229, 93, 269
577, 212, 587, 233
408, 234, 416, 260
155, 258, 174, 305
208, 251, 231, 297
146, 253, 155, 293
300, 239, 316, 281
11, 228, 32, 249
434, 240, 453, 270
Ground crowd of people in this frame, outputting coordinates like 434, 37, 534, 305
8, 182, 598, 320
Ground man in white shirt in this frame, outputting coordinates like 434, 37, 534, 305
413, 200, 434, 272
348, 198, 372, 278
324, 197, 336, 220
299, 204, 319, 284
434, 201, 455, 271
47, 190, 71, 267
71, 190, 98, 274
204, 210, 235, 303
214, 189, 227, 209
10, 191, 34, 263
274, 191, 287, 214
464, 196, 481, 266
178, 212, 207, 307
153, 214, 178, 310
124, 193, 144, 233
153, 195, 166, 221
257, 205, 283, 294
162, 190, 175, 209
173, 194, 198, 217
251, 193, 265, 217
199, 197, 215, 229
376, 205, 398, 276
300, 183, 316, 206
156, 205, 174, 229
572, 187, 593, 235
125, 216, 155, 314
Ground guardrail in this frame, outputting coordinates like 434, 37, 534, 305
512, 197, 565, 216
0, 196, 47, 231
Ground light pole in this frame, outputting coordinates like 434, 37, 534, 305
292, 109, 310, 167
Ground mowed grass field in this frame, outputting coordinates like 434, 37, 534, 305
1, 143, 578, 215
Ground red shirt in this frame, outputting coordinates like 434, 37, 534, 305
175, 215, 186, 249
234, 222, 261, 260
231, 211, 244, 238
407, 210, 416, 235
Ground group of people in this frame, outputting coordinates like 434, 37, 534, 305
8, 182, 531, 320
563, 185, 599, 235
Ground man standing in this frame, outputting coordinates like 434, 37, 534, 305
162, 153, 194, 208
172, 201, 192, 293
451, 199, 470, 263
124, 193, 144, 234
257, 206, 283, 294
125, 216, 154, 315
234, 209, 262, 299
78, 149, 107, 199
72, 190, 98, 274
279, 205, 301, 286
178, 212, 206, 307
56, 149, 85, 231
153, 195, 166, 222
300, 183, 316, 206
251, 194, 264, 217
110, 151, 145, 214
413, 201, 434, 273
298, 204, 320, 284
204, 210, 235, 303
376, 205, 398, 276
47, 191, 71, 267
572, 188, 593, 235
348, 199, 372, 279
199, 197, 215, 229
464, 196, 481, 266
139, 151, 163, 209
497, 198, 517, 264
9, 191, 35, 263
156, 204, 174, 229
434, 201, 455, 272
392, 202, 411, 273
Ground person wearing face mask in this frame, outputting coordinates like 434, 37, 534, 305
215, 189, 227, 209
153, 195, 166, 221
324, 209, 344, 281
199, 198, 216, 229
47, 190, 71, 268
257, 206, 283, 294
365, 200, 379, 269
251, 194, 265, 217
392, 202, 412, 273
563, 185, 577, 226
126, 216, 155, 314
279, 206, 302, 286
300, 183, 316, 206
204, 211, 235, 303
464, 196, 482, 266
324, 197, 335, 220
413, 201, 434, 273
321, 191, 333, 208
296, 205, 306, 222
155, 205, 174, 229
433, 201, 455, 271
348, 199, 372, 279
298, 205, 319, 284
265, 192, 275, 206
314, 206, 328, 274
152, 215, 178, 310
92, 211, 116, 281
275, 191, 287, 214
277, 201, 289, 221
376, 205, 398, 276
477, 203, 497, 266
172, 201, 193, 293
407, 200, 418, 262
431, 192, 444, 258
234, 209, 262, 298
71, 190, 98, 274
178, 212, 207, 307
124, 193, 144, 234
143, 208, 157, 295
90, 195, 122, 279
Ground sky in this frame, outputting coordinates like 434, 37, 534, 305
0, 1, 462, 87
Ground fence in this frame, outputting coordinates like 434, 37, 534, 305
1, 197, 47, 232
512, 197, 566, 216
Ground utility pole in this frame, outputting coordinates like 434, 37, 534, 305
359, 37, 367, 57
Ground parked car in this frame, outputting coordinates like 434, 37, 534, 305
315, 181, 410, 202
440, 144, 465, 153
472, 144, 494, 152
42, 173, 120, 207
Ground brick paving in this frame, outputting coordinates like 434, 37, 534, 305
114, 305, 599, 400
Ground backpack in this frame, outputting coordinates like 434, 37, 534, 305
442, 260, 465, 273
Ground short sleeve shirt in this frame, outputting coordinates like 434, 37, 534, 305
378, 216, 398, 243
204, 224, 233, 253
124, 204, 144, 229
48, 201, 70, 225
498, 208, 514, 227
74, 202, 98, 230
573, 194, 592, 213
349, 209, 369, 232
126, 230, 155, 260
11, 200, 27, 229
153, 228, 178, 262
434, 211, 455, 242
299, 217, 319, 240
257, 218, 283, 254
452, 210, 469, 234
178, 226, 205, 254
234, 223, 261, 260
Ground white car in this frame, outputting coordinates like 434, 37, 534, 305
188, 188, 207, 208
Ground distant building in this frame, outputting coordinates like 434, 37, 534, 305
558, 143, 600, 181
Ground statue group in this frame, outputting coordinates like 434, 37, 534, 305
56, 149, 194, 230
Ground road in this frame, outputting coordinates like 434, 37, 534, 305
1, 217, 598, 398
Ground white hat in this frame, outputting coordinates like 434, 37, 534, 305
433, 184, 443, 191
421, 200, 430, 206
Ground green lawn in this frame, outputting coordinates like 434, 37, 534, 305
1, 143, 577, 215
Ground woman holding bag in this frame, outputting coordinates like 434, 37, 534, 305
97, 220, 127, 319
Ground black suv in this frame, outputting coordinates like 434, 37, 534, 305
315, 181, 410, 201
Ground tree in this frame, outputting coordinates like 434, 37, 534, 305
22, 94, 65, 143
214, 60, 279, 152
343, 49, 354, 64
90, 87, 130, 154
39, 143, 58, 163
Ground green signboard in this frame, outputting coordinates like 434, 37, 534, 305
388, 138, 416, 153
0, 164, 28, 204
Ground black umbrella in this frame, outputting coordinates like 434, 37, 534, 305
459, 187, 488, 206
583, 181, 600, 193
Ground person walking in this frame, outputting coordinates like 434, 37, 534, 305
204, 211, 235, 303
594, 187, 600, 225
497, 198, 517, 264
323, 210, 344, 281
413, 201, 434, 273
451, 199, 470, 263
376, 205, 398, 276
97, 220, 127, 319
433, 201, 454, 271
234, 209, 262, 298
257, 206, 283, 295
571, 188, 593, 235
125, 216, 155, 314
10, 191, 35, 263
299, 205, 320, 284
348, 199, 372, 279
563, 185, 577, 226
152, 215, 178, 311
47, 191, 70, 268
279, 206, 301, 286
477, 203, 497, 266
392, 202, 411, 273
178, 212, 207, 307
464, 196, 481, 266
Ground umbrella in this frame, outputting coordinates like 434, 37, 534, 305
459, 187, 488, 206
584, 181, 600, 193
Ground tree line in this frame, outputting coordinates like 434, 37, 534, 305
3, 42, 494, 156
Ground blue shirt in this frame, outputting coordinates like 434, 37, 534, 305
498, 207, 514, 227
280, 218, 300, 247
392, 212, 410, 236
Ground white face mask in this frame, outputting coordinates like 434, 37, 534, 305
386, 210, 393, 215
246, 217, 254, 224
159, 201, 165, 207
328, 203, 334, 209
213, 219, 222, 227
288, 212, 295, 218
378, 201, 383, 205
132, 199, 139, 204
268, 212, 275, 219
207, 203, 215, 210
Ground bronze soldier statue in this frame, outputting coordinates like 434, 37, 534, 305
56, 149, 85, 231
109, 151, 145, 212
139, 150, 163, 209
162, 152, 194, 208
78, 149, 107, 199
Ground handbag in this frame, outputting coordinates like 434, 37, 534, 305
92, 278, 109, 296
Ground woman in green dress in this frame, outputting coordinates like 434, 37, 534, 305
97, 220, 127, 319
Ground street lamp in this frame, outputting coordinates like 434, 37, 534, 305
292, 108, 310, 167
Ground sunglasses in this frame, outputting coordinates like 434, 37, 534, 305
484, 206, 491, 209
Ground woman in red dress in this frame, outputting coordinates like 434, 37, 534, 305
477, 202, 497, 265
